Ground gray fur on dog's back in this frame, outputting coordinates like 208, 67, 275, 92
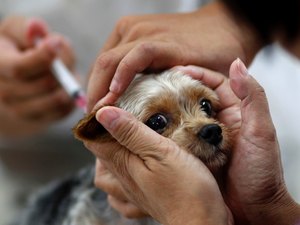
19, 166, 160, 225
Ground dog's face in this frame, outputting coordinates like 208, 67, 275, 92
74, 70, 231, 172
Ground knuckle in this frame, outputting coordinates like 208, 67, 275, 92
116, 119, 140, 148
56, 39, 75, 67
246, 118, 277, 145
83, 141, 94, 153
118, 59, 132, 73
124, 23, 147, 41
245, 126, 278, 152
255, 84, 267, 97
159, 138, 177, 158
95, 51, 117, 70
125, 22, 167, 42
94, 175, 107, 190
265, 127, 277, 143
254, 124, 277, 143
106, 153, 132, 189
94, 173, 116, 194
111, 150, 130, 176
115, 15, 137, 36
138, 42, 155, 53
121, 208, 139, 219
7, 105, 22, 119
0, 91, 8, 103
40, 44, 57, 63
83, 141, 105, 159
9, 67, 23, 80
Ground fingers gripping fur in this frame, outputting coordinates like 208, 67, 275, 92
103, 111, 151, 154
73, 111, 110, 141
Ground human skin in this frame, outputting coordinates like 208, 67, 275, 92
85, 0, 264, 219
84, 59, 300, 225
181, 62, 300, 225
85, 78, 235, 225
0, 16, 76, 137
86, 1, 263, 112
86, 0, 264, 218
85, 0, 300, 223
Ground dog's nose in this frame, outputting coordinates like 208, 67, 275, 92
198, 124, 222, 146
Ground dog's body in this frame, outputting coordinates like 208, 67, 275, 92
20, 166, 159, 225
20, 70, 231, 225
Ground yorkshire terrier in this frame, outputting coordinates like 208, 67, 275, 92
20, 69, 232, 225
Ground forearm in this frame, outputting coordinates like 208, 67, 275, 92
187, 1, 265, 72
281, 35, 300, 58
212, 1, 264, 66
220, 0, 300, 58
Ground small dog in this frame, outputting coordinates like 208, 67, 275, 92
20, 70, 232, 225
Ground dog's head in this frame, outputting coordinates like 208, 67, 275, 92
74, 70, 231, 172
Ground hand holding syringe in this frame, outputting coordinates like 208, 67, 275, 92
36, 37, 87, 113
51, 58, 87, 113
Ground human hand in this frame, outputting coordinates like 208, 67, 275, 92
224, 59, 300, 225
177, 60, 300, 225
0, 16, 76, 137
85, 107, 233, 225
94, 159, 148, 218
166, 60, 300, 225
86, 1, 263, 111
89, 64, 241, 219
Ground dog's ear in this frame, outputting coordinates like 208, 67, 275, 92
73, 111, 112, 142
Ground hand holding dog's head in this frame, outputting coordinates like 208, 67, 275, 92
74, 70, 232, 172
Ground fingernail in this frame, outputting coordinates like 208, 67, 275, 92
172, 65, 185, 70
229, 58, 250, 100
109, 78, 121, 94
92, 92, 119, 112
26, 18, 48, 45
173, 65, 203, 74
236, 58, 248, 76
96, 107, 119, 130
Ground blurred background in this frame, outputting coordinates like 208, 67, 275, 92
0, 0, 299, 224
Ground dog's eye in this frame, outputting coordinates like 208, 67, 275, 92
200, 99, 212, 116
145, 114, 168, 134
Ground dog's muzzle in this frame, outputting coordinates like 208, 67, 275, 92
198, 124, 223, 146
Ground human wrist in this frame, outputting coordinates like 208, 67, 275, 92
280, 33, 300, 58
162, 202, 229, 225
165, 215, 228, 225
262, 197, 300, 225
247, 191, 300, 225
206, 1, 264, 66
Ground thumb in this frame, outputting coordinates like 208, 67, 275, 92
229, 58, 275, 141
1, 16, 48, 48
95, 106, 175, 160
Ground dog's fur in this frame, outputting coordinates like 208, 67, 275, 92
19, 70, 231, 225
